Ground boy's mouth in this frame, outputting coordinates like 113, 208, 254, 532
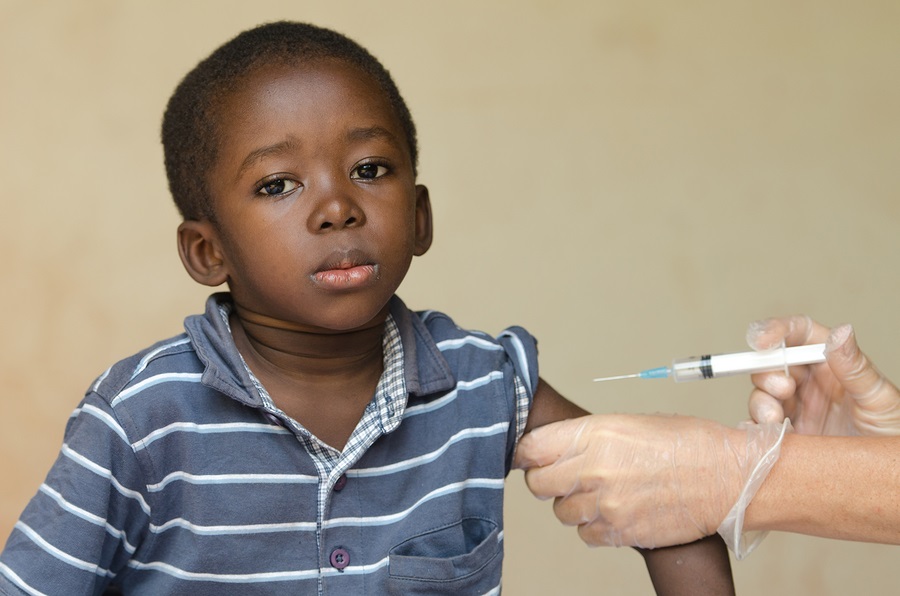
312, 250, 379, 288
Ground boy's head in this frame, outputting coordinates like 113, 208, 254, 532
162, 21, 418, 222
169, 22, 432, 332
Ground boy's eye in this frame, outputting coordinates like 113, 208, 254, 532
351, 163, 388, 180
257, 178, 299, 197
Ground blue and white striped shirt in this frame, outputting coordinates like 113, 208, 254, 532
0, 294, 537, 595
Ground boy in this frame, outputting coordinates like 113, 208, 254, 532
0, 21, 732, 594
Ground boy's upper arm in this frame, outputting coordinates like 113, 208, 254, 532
0, 395, 148, 594
524, 377, 589, 434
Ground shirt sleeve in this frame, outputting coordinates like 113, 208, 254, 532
0, 393, 151, 595
496, 326, 539, 456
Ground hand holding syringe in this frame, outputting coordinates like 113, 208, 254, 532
594, 343, 827, 383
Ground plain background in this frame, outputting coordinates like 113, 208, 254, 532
1, 1, 898, 594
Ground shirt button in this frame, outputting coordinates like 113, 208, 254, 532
333, 474, 348, 492
330, 547, 350, 570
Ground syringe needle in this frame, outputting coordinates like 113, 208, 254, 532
593, 366, 671, 382
593, 373, 641, 383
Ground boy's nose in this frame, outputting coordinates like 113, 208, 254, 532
308, 193, 365, 232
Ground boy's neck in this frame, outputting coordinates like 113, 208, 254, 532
227, 303, 388, 451
228, 303, 387, 383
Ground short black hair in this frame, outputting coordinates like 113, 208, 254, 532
161, 21, 418, 221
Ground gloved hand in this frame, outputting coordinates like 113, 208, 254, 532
748, 315, 900, 436
515, 413, 790, 557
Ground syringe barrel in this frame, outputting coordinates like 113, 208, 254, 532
670, 344, 827, 382
670, 355, 714, 382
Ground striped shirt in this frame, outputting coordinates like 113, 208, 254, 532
0, 293, 537, 595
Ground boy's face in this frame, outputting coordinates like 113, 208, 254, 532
191, 59, 431, 333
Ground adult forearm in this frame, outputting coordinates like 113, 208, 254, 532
745, 434, 900, 543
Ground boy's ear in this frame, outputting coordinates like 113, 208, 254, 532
177, 220, 229, 287
413, 184, 433, 256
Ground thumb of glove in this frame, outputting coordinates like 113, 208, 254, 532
827, 324, 900, 436
826, 325, 881, 397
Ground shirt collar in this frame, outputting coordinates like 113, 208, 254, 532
388, 295, 456, 397
185, 293, 456, 410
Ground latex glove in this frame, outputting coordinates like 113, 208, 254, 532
516, 413, 789, 557
748, 315, 900, 436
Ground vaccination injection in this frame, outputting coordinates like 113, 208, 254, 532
594, 343, 827, 383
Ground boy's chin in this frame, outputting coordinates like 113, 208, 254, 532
315, 300, 393, 334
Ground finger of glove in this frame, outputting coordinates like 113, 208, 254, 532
578, 517, 636, 548
748, 388, 788, 424
577, 511, 673, 550
746, 315, 828, 350
552, 491, 608, 526
560, 491, 648, 548
523, 453, 593, 499
513, 417, 588, 469
750, 368, 798, 400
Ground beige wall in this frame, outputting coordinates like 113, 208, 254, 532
2, 1, 898, 593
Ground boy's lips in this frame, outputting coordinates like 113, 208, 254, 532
311, 250, 379, 289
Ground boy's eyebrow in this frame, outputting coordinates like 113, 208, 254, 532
346, 125, 400, 145
236, 127, 400, 178
237, 139, 299, 178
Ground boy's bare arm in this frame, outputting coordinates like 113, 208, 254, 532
524, 378, 735, 595
522, 377, 590, 433
639, 535, 735, 596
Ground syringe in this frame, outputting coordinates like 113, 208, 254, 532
593, 343, 827, 383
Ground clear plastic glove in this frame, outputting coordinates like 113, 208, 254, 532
515, 413, 790, 557
748, 315, 900, 436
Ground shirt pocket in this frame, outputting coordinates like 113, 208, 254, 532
387, 517, 502, 593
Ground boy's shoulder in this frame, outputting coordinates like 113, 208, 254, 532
87, 332, 200, 403
413, 308, 482, 338
86, 294, 243, 406
407, 307, 504, 358
413, 307, 535, 353
408, 306, 537, 389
